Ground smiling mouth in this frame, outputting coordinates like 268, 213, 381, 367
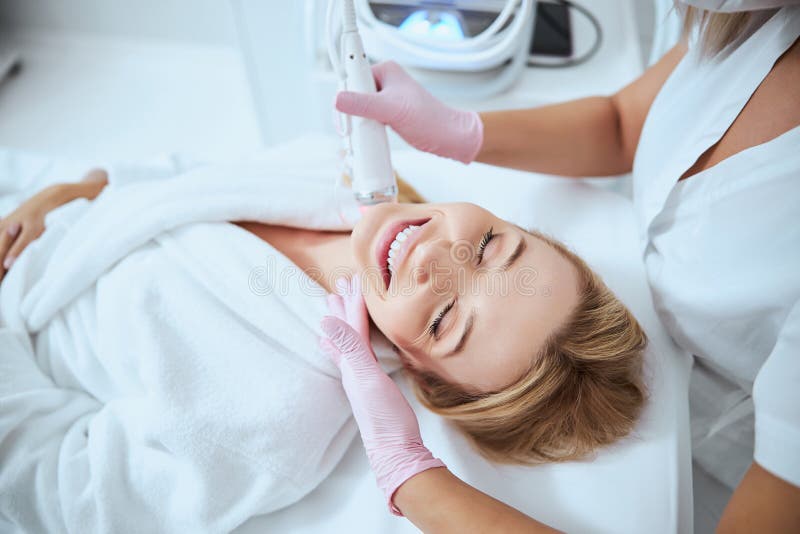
375, 217, 431, 290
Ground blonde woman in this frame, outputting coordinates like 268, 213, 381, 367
0, 154, 646, 532
324, 1, 800, 532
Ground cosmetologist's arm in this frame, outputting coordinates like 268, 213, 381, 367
476, 43, 687, 177
395, 467, 560, 534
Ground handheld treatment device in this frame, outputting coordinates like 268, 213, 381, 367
328, 0, 397, 206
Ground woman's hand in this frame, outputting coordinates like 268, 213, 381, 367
0, 169, 108, 282
319, 275, 446, 515
0, 184, 66, 280
335, 61, 483, 164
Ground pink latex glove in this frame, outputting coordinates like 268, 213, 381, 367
335, 61, 484, 164
320, 275, 445, 516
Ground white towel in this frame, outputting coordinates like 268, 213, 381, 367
0, 136, 399, 534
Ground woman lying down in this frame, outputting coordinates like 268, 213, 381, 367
0, 142, 646, 533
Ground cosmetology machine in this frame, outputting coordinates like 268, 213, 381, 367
331, 1, 537, 100
235, 1, 676, 157
327, 0, 538, 211
354, 0, 536, 97
328, 0, 398, 207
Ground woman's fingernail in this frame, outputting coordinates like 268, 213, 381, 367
3, 256, 15, 269
7, 223, 20, 237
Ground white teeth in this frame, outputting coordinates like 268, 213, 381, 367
386, 224, 423, 275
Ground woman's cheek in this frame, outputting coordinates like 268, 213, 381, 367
368, 309, 403, 346
387, 312, 418, 348
365, 301, 394, 339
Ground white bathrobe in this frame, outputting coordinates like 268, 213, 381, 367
0, 137, 398, 534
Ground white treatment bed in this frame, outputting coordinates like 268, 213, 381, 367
0, 143, 693, 533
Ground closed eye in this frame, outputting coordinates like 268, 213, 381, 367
427, 298, 455, 338
477, 227, 494, 264
428, 227, 494, 339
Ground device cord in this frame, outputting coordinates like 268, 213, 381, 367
526, 0, 603, 68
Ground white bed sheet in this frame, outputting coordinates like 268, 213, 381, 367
235, 150, 694, 534
0, 146, 693, 533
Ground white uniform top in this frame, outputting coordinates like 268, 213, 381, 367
633, 7, 800, 489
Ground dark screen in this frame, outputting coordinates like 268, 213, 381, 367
530, 2, 573, 57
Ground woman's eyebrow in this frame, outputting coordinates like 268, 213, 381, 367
444, 308, 475, 358
500, 235, 526, 272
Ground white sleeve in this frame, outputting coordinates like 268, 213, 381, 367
752, 300, 800, 487
0, 328, 298, 534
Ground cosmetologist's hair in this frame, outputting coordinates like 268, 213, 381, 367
679, 4, 754, 57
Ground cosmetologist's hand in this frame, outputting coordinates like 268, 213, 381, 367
319, 274, 445, 515
335, 61, 484, 164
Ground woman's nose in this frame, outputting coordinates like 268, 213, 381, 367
409, 237, 453, 287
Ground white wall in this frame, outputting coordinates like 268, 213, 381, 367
0, 0, 237, 45
0, 0, 262, 160
232, 0, 335, 146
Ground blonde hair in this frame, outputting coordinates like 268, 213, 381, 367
681, 5, 753, 57
408, 232, 648, 464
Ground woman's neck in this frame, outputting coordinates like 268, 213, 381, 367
236, 222, 358, 294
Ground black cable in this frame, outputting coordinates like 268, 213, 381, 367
526, 0, 603, 68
